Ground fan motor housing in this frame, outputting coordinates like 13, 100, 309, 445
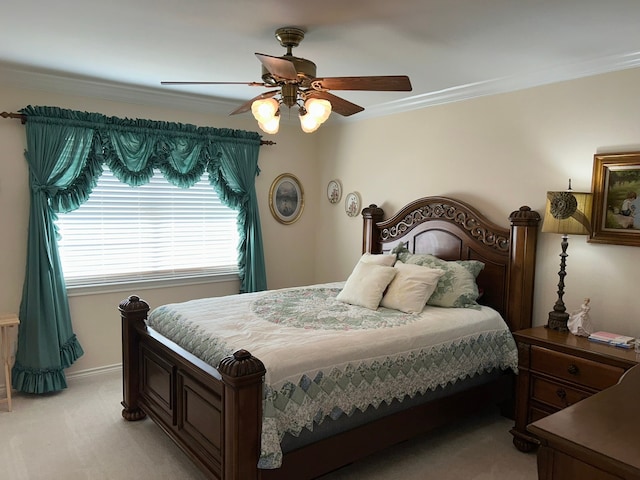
261, 56, 317, 87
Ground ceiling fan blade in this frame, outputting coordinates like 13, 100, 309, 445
229, 90, 280, 116
306, 91, 364, 117
255, 53, 298, 80
161, 81, 266, 86
312, 75, 412, 92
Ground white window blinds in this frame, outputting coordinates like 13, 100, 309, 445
57, 167, 240, 287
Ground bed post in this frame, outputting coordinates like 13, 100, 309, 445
507, 206, 540, 332
362, 204, 385, 254
218, 350, 266, 480
119, 295, 149, 421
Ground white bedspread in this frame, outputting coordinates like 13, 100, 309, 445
148, 282, 518, 468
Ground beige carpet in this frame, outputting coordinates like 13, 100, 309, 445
1, 370, 537, 479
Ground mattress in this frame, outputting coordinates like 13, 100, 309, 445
147, 282, 518, 468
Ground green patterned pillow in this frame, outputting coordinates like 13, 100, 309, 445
391, 245, 484, 308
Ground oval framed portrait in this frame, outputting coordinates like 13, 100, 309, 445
345, 191, 361, 217
269, 173, 304, 224
327, 179, 342, 204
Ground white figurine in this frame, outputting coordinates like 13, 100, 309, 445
568, 298, 593, 337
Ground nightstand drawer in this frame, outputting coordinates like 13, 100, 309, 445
530, 346, 624, 390
531, 376, 591, 409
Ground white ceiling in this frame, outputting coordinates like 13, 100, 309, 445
3, 0, 640, 122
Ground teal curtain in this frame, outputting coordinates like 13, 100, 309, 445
209, 141, 267, 293
13, 105, 266, 394
12, 117, 92, 393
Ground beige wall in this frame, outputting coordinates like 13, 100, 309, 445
2, 66, 640, 384
316, 67, 640, 336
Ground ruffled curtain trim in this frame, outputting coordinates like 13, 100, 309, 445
50, 143, 104, 213
11, 335, 84, 394
12, 361, 68, 394
11, 334, 84, 394
60, 334, 84, 369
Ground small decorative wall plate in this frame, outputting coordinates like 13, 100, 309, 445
345, 192, 361, 217
327, 179, 342, 204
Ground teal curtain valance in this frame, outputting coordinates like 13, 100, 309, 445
13, 105, 267, 394
19, 105, 263, 210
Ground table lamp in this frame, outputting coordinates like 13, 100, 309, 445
541, 182, 592, 331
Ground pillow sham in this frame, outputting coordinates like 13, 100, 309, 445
391, 245, 485, 308
336, 261, 397, 310
380, 261, 445, 313
359, 252, 397, 266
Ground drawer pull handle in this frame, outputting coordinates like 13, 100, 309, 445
556, 388, 567, 400
567, 364, 579, 375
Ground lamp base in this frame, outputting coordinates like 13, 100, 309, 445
547, 311, 570, 331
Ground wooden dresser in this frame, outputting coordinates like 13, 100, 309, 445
528, 364, 640, 479
510, 326, 638, 452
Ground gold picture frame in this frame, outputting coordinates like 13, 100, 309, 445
589, 152, 640, 246
269, 173, 304, 224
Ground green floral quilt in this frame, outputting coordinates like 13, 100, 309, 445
148, 283, 518, 469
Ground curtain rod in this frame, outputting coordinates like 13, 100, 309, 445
0, 111, 276, 145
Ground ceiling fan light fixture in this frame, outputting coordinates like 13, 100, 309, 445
304, 98, 331, 124
299, 112, 321, 133
258, 114, 280, 135
251, 97, 280, 124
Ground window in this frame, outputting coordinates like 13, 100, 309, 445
57, 167, 239, 288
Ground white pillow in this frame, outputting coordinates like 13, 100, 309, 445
337, 261, 397, 310
359, 252, 397, 266
381, 262, 445, 313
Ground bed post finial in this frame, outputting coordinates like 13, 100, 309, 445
119, 295, 150, 421
218, 350, 266, 480
218, 349, 266, 379
362, 204, 384, 254
507, 206, 540, 332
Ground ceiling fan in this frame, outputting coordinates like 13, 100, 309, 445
161, 27, 412, 133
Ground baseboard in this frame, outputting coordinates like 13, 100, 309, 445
67, 363, 122, 381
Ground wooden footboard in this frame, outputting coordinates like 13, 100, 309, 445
120, 196, 540, 480
120, 295, 265, 480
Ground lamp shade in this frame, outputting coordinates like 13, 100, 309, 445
299, 113, 321, 133
304, 98, 331, 123
259, 115, 280, 134
251, 98, 279, 124
541, 190, 592, 235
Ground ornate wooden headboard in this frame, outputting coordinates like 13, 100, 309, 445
362, 196, 540, 332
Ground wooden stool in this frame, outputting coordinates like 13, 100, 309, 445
0, 314, 19, 412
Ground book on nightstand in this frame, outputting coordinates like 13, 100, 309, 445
588, 331, 636, 348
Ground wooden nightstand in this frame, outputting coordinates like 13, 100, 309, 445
510, 326, 638, 452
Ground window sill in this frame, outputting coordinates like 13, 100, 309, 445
66, 272, 240, 297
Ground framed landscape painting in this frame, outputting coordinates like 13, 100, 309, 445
269, 173, 304, 224
589, 152, 640, 246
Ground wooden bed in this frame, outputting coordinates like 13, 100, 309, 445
119, 195, 540, 480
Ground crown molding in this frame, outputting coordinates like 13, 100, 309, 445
2, 50, 640, 122
358, 50, 640, 120
0, 63, 240, 116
